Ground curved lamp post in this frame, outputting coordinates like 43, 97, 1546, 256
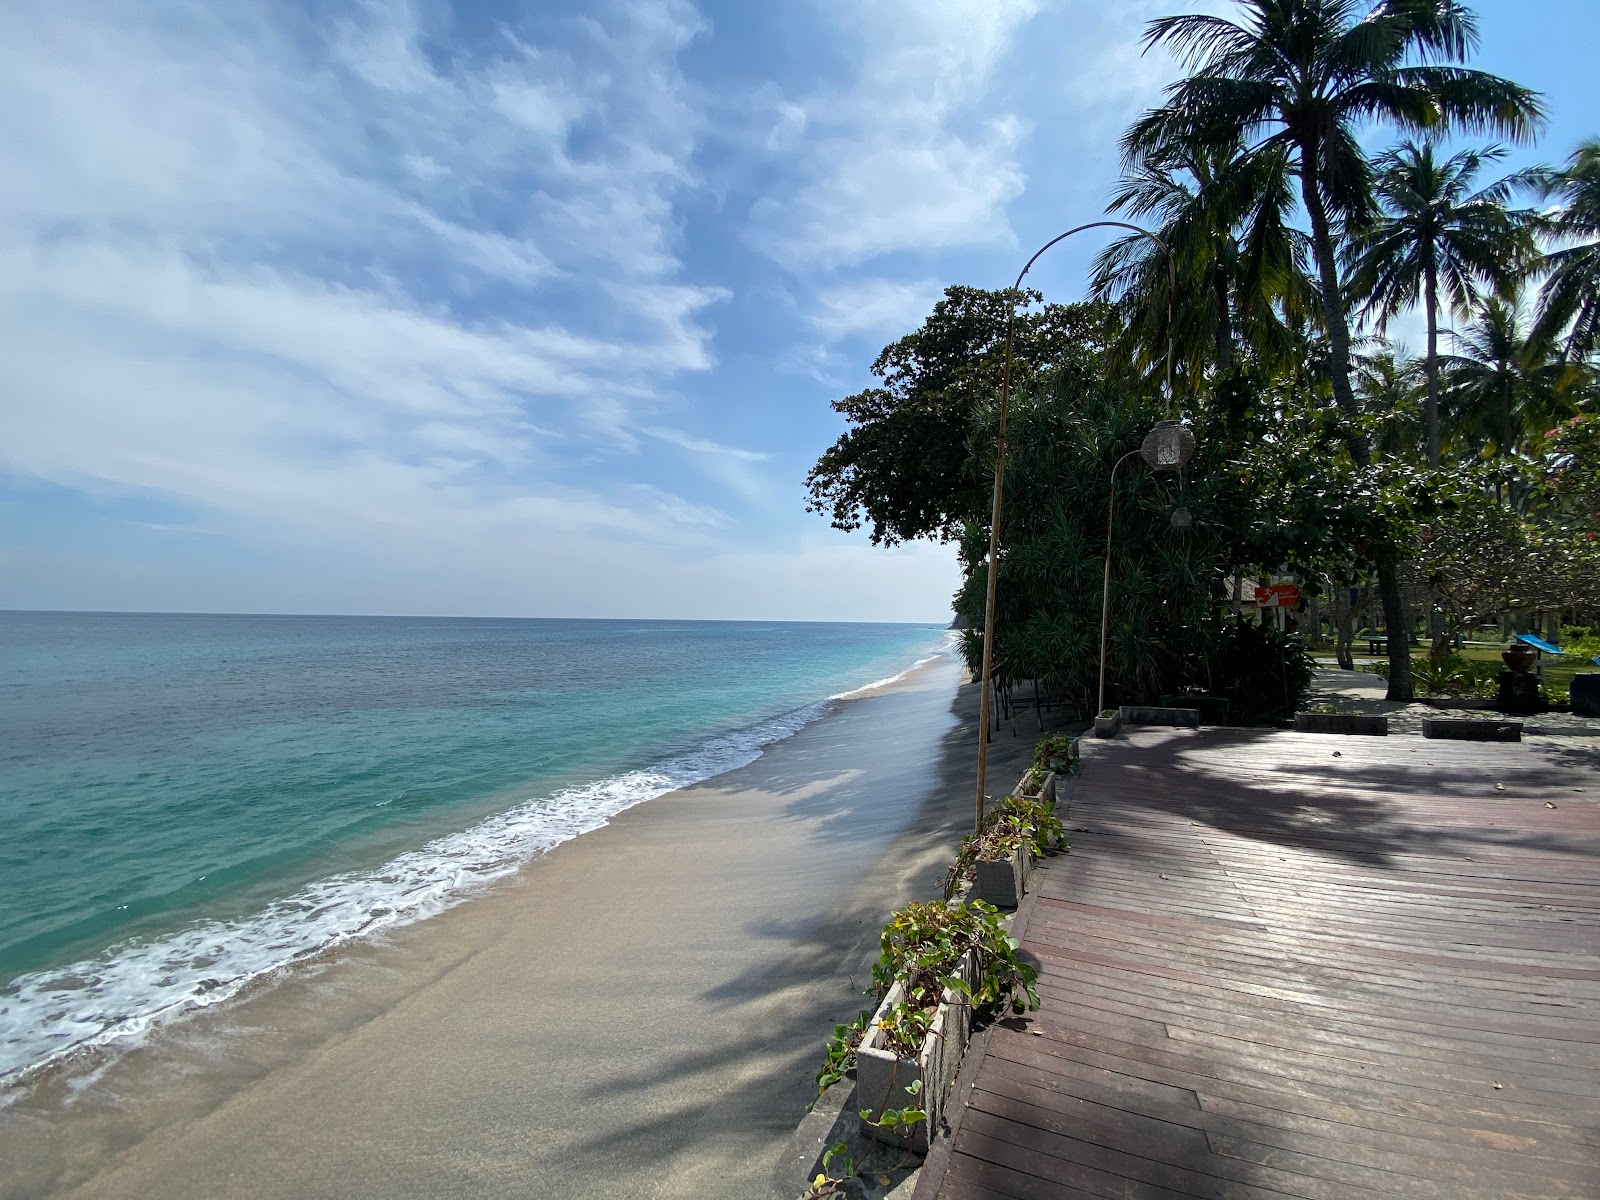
974, 223, 1174, 832
1096, 420, 1196, 718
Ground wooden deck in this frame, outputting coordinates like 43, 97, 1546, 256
920, 727, 1600, 1200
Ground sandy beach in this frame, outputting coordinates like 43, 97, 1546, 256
1, 655, 1058, 1200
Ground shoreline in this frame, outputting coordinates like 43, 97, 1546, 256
1, 653, 1062, 1200
0, 642, 951, 1090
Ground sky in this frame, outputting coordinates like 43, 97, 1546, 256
1, 0, 1594, 622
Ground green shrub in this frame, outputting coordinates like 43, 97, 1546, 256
1205, 619, 1316, 723
1410, 654, 1499, 698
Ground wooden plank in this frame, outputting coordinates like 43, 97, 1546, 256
928, 726, 1600, 1200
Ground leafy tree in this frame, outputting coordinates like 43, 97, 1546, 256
1346, 140, 1542, 466
1546, 414, 1600, 534
1413, 486, 1535, 660
803, 287, 1115, 546
805, 287, 1442, 718
1532, 138, 1600, 361
1125, 0, 1544, 701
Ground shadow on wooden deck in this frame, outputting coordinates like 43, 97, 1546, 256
916, 727, 1600, 1200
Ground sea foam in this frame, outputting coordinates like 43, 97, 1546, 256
0, 692, 863, 1086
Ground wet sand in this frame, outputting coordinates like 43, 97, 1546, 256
1, 657, 1064, 1200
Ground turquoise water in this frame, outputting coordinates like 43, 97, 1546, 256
0, 613, 949, 1080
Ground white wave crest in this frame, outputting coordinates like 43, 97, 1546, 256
0, 699, 836, 1086
829, 645, 949, 700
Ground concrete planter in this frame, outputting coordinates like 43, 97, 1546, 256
1421, 717, 1522, 742
1294, 713, 1389, 736
970, 843, 1032, 909
1572, 674, 1600, 718
1013, 768, 1057, 807
857, 952, 976, 1151
1093, 711, 1123, 739
1119, 705, 1200, 728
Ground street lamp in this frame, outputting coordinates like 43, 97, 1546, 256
973, 223, 1173, 832
1096, 420, 1196, 718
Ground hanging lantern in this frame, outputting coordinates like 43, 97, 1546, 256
1139, 420, 1195, 473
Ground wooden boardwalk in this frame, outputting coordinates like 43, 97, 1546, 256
919, 727, 1600, 1200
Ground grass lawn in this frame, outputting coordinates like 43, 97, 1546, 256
1309, 640, 1594, 694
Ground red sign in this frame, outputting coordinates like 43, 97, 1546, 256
1254, 582, 1300, 608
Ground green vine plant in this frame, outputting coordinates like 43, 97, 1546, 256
1000, 796, 1068, 857
942, 798, 1068, 900
872, 900, 1039, 1020
1017, 733, 1080, 797
813, 1010, 870, 1097
1031, 732, 1080, 775
806, 1112, 922, 1198
811, 899, 1040, 1104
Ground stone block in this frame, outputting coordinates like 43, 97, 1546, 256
1421, 717, 1522, 742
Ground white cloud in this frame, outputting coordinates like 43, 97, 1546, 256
643, 428, 771, 463
0, 0, 747, 570
747, 0, 1044, 273
808, 277, 947, 342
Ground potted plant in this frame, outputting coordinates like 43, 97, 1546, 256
1015, 733, 1079, 804
1093, 708, 1122, 738
942, 798, 1067, 906
848, 901, 1039, 1150
854, 953, 974, 1151
1502, 641, 1537, 673
969, 821, 1031, 909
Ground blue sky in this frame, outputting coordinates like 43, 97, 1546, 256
1, 0, 1593, 621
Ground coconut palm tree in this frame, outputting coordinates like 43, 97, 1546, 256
1441, 298, 1585, 462
1532, 138, 1600, 361
1354, 341, 1424, 461
1125, 0, 1544, 701
1347, 140, 1543, 466
1091, 138, 1306, 387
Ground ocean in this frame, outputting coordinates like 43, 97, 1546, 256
0, 612, 949, 1085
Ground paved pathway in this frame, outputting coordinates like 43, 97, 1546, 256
919, 726, 1600, 1200
1305, 668, 1600, 738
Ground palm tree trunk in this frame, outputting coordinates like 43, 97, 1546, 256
1422, 268, 1444, 646
1298, 160, 1364, 459
1424, 269, 1440, 468
1299, 156, 1415, 701
1214, 265, 1234, 374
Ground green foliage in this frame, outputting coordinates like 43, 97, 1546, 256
1410, 654, 1501, 699
1346, 139, 1544, 465
944, 797, 1067, 899
1202, 619, 1316, 723
814, 1010, 870, 1098
995, 796, 1068, 858
807, 1143, 859, 1197
872, 998, 937, 1059
1548, 415, 1600, 535
858, 1101, 927, 1136
1559, 625, 1600, 661
1092, 134, 1303, 387
1531, 139, 1600, 360
803, 287, 1118, 546
813, 900, 1039, 1102
1440, 299, 1587, 461
1030, 733, 1079, 775
872, 900, 1039, 1019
